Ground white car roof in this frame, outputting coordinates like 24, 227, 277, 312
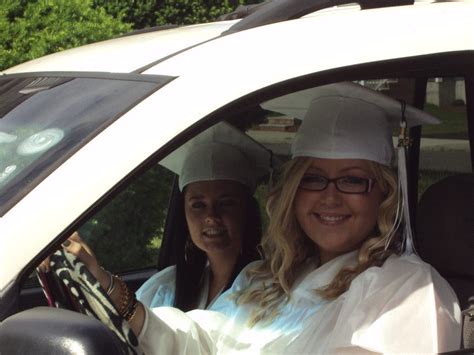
5, 1, 474, 78
146, 1, 474, 78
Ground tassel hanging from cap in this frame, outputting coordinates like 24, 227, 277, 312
397, 101, 415, 254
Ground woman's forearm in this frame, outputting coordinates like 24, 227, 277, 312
104, 274, 145, 336
58, 233, 147, 336
128, 302, 145, 336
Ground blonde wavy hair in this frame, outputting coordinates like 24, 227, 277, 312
237, 157, 400, 326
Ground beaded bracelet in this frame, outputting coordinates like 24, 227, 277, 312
112, 275, 140, 322
117, 277, 132, 316
122, 296, 139, 322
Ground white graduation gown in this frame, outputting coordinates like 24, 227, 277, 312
137, 252, 461, 354
136, 264, 221, 309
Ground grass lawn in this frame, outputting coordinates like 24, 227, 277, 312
421, 104, 468, 139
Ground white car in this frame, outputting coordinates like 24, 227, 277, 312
0, 0, 473, 353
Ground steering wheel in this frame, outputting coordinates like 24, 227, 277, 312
37, 249, 140, 355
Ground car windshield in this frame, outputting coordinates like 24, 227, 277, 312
0, 73, 173, 216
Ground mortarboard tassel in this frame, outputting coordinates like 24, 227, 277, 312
397, 102, 415, 254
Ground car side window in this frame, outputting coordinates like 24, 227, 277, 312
79, 163, 175, 273
419, 77, 470, 197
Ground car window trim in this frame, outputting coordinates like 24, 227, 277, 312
1, 71, 174, 84
465, 75, 474, 171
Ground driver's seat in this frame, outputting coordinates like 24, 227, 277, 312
416, 173, 474, 350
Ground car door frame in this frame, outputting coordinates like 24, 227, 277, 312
4, 50, 474, 323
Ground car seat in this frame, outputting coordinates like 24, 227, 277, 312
416, 173, 474, 350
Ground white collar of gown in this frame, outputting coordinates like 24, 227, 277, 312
196, 264, 225, 310
215, 250, 360, 337
293, 250, 359, 295
207, 250, 361, 350
195, 251, 359, 309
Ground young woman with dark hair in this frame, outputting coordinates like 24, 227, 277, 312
171, 189, 262, 311
135, 124, 272, 311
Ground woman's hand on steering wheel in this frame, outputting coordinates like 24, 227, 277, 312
62, 232, 111, 291
39, 232, 111, 293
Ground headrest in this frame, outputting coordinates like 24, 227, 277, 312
417, 174, 474, 278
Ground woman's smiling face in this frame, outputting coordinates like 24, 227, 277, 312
184, 180, 247, 258
294, 158, 385, 264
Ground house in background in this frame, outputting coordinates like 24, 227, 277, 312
426, 78, 466, 107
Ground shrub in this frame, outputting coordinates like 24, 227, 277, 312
0, 0, 131, 71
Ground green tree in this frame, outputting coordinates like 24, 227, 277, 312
93, 0, 261, 29
92, 0, 158, 29
79, 164, 175, 273
0, 0, 131, 71
154, 0, 242, 26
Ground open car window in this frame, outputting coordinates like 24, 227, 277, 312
418, 77, 471, 195
12, 70, 471, 353
30, 76, 470, 284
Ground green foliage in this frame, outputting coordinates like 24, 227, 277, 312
1, 0, 263, 70
154, 0, 238, 26
93, 0, 260, 29
92, 0, 158, 29
0, 0, 131, 71
79, 164, 174, 273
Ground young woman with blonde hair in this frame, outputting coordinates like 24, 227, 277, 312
235, 156, 400, 326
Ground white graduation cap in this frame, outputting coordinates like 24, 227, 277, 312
262, 81, 439, 165
159, 122, 277, 192
262, 81, 441, 254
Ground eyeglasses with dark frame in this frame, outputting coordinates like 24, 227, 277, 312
298, 174, 375, 194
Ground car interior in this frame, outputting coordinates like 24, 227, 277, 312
2, 55, 474, 352
417, 174, 474, 350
